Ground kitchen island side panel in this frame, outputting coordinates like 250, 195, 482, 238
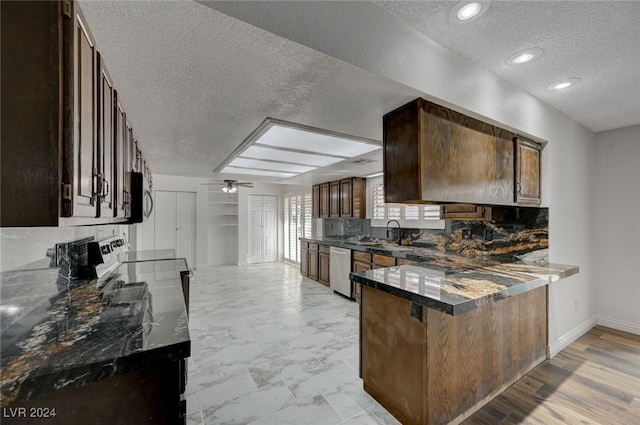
425, 286, 547, 425
360, 285, 547, 425
361, 285, 428, 424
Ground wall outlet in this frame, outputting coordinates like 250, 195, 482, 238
462, 228, 472, 239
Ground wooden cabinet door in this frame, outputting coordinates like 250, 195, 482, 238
312, 185, 320, 218
515, 137, 541, 205
340, 178, 352, 217
71, 8, 99, 219
97, 52, 115, 218
352, 260, 371, 302
308, 250, 319, 280
300, 248, 309, 277
319, 183, 330, 218
329, 181, 340, 217
318, 252, 330, 286
115, 94, 129, 219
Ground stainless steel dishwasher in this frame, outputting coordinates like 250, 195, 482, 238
329, 247, 352, 298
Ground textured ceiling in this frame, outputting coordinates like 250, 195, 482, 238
376, 0, 640, 133
79, 0, 640, 183
79, 0, 419, 183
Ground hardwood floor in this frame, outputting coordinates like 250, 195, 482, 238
462, 326, 640, 425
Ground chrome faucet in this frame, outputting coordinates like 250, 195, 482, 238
386, 220, 401, 245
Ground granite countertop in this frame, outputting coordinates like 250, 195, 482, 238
300, 237, 514, 273
301, 237, 578, 315
350, 262, 579, 315
0, 258, 190, 407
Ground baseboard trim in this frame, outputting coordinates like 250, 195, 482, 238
549, 316, 596, 358
596, 315, 640, 336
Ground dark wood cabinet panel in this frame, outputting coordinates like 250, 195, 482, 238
308, 249, 319, 281
1, 1, 62, 226
115, 96, 130, 219
300, 247, 309, 277
312, 185, 320, 219
319, 183, 330, 218
318, 251, 330, 286
383, 98, 544, 208
329, 181, 340, 218
1, 1, 141, 226
97, 52, 115, 218
515, 137, 541, 205
71, 5, 99, 219
339, 177, 366, 218
372, 254, 396, 268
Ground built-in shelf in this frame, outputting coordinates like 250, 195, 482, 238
208, 189, 239, 265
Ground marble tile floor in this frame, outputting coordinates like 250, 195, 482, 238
185, 262, 401, 425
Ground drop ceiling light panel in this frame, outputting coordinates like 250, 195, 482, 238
241, 146, 342, 167
222, 167, 296, 178
220, 123, 381, 180
257, 126, 380, 157
229, 157, 316, 173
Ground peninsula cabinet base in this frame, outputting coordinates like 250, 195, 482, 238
2, 361, 186, 425
360, 285, 547, 425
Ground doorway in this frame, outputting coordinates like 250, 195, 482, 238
248, 195, 278, 264
155, 191, 197, 268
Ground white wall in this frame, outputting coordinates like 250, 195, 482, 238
138, 174, 208, 269
0, 225, 127, 271
208, 1, 596, 352
593, 125, 640, 335
237, 182, 287, 266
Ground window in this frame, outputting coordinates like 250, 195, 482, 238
368, 177, 444, 229
284, 192, 314, 264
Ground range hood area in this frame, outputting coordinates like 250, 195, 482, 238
383, 98, 543, 211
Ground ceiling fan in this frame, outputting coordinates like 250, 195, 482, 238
203, 179, 254, 193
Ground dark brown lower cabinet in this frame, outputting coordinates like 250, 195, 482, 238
300, 242, 309, 277
318, 245, 330, 286
308, 243, 319, 281
2, 360, 187, 425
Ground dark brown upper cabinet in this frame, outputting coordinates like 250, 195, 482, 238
1, 1, 141, 226
115, 95, 132, 219
339, 177, 366, 218
311, 185, 320, 219
97, 52, 115, 218
383, 98, 543, 208
329, 181, 341, 218
312, 177, 366, 219
514, 137, 542, 205
319, 183, 330, 218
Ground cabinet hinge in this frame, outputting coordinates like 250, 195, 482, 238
61, 184, 72, 201
62, 0, 72, 18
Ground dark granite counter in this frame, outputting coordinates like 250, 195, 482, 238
301, 237, 578, 315
350, 262, 578, 315
0, 258, 190, 407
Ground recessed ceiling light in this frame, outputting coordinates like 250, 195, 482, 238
449, 1, 490, 24
507, 48, 543, 66
547, 78, 580, 91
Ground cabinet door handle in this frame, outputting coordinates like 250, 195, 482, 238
93, 169, 102, 201
102, 179, 110, 198
516, 182, 521, 194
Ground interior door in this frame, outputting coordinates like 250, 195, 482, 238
248, 195, 278, 264
155, 191, 177, 253
154, 190, 197, 268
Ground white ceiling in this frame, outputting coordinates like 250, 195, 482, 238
375, 0, 640, 133
79, 0, 640, 185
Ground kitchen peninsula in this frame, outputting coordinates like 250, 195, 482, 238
351, 259, 578, 425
